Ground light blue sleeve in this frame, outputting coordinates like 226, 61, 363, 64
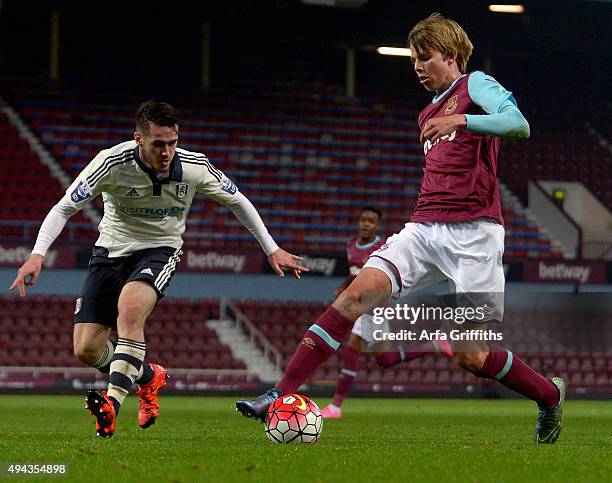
465, 71, 530, 140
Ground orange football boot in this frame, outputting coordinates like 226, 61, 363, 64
137, 363, 168, 428
85, 389, 116, 437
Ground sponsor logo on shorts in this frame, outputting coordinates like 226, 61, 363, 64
176, 183, 188, 199
302, 337, 316, 350
70, 180, 92, 203
125, 188, 140, 197
481, 304, 495, 316
140, 268, 154, 276
74, 298, 82, 315
221, 177, 237, 195
445, 94, 458, 114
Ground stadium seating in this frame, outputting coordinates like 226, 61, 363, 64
2, 77, 567, 259
0, 295, 254, 386
500, 131, 612, 209
1, 293, 610, 394
0, 110, 94, 243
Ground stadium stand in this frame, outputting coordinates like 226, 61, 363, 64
500, 131, 612, 210
5, 295, 608, 394
1, 58, 609, 395
0, 109, 94, 243
1, 73, 569, 258
0, 295, 256, 388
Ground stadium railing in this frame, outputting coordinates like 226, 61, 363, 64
223, 299, 283, 373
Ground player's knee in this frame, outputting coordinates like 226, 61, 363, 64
116, 301, 146, 329
73, 341, 99, 366
454, 351, 487, 374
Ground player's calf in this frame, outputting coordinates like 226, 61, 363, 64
106, 337, 147, 414
74, 345, 100, 367
73, 323, 114, 371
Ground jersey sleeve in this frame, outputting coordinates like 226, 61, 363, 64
194, 158, 240, 204
467, 71, 516, 114
465, 71, 530, 140
62, 148, 117, 211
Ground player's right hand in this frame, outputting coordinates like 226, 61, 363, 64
267, 248, 309, 279
9, 254, 44, 298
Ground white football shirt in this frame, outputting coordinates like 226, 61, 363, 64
39, 140, 276, 257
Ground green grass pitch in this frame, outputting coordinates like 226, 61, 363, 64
1, 395, 610, 482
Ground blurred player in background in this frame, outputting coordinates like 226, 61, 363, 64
320, 207, 451, 419
237, 13, 567, 444
10, 101, 307, 438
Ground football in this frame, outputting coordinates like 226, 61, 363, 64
265, 394, 323, 444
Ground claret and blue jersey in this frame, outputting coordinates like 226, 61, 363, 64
414, 71, 530, 225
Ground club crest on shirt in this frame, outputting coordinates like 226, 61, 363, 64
176, 183, 188, 199
445, 95, 458, 114
74, 298, 82, 315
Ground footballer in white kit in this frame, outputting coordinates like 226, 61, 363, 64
11, 101, 306, 437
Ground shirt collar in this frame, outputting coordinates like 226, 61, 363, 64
432, 74, 466, 104
133, 146, 183, 183
355, 235, 381, 249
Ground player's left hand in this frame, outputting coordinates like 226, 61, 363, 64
268, 248, 309, 279
420, 114, 467, 144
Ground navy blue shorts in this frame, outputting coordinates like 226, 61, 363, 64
73, 246, 182, 327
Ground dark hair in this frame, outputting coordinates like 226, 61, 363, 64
361, 206, 383, 220
135, 100, 182, 134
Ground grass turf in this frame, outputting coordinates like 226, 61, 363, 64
0, 396, 610, 482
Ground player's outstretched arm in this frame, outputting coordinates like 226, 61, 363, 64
8, 200, 76, 297
9, 254, 44, 297
8, 150, 104, 297
267, 248, 309, 279
211, 184, 309, 279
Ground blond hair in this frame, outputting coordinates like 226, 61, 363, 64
408, 13, 473, 73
